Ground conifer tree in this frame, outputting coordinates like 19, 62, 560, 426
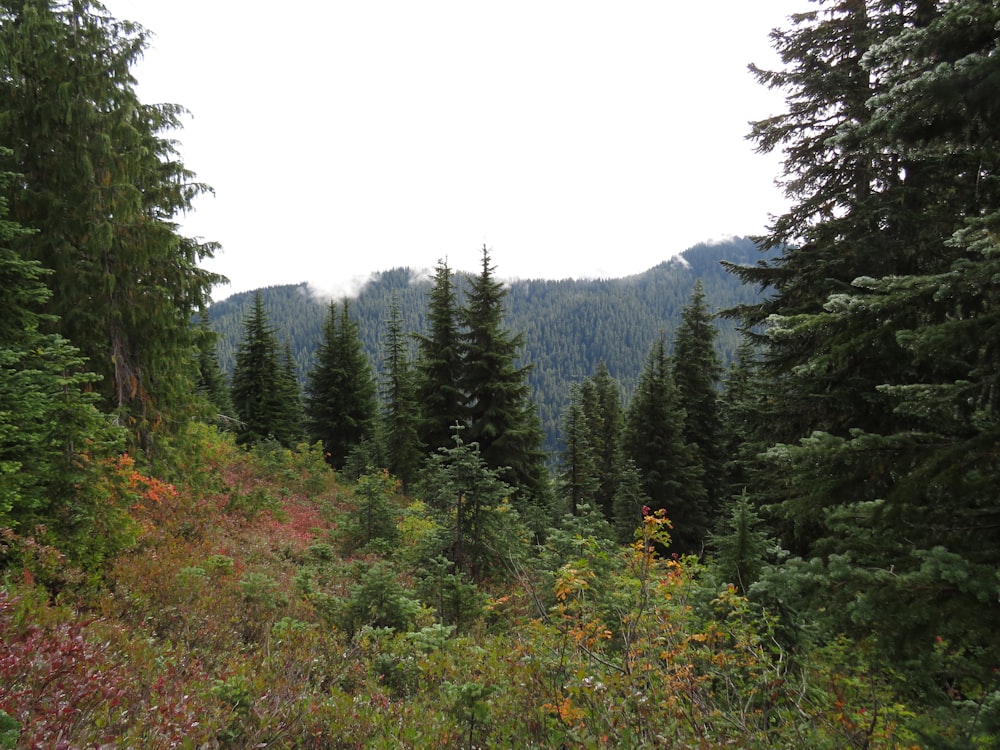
621, 335, 706, 553
305, 300, 377, 468
414, 259, 466, 456
194, 309, 234, 425
0, 1, 222, 451
558, 382, 600, 515
728, 0, 1000, 701
419, 433, 521, 581
278, 341, 305, 443
672, 281, 725, 520
0, 158, 126, 567
459, 246, 550, 513
379, 296, 422, 489
583, 361, 624, 520
230, 294, 300, 448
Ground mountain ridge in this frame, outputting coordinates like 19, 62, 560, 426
208, 237, 772, 452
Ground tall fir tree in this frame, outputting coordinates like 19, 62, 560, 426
230, 293, 301, 448
459, 246, 550, 515
193, 308, 234, 425
621, 334, 706, 554
557, 382, 600, 516
585, 361, 624, 521
0, 0, 222, 451
0, 157, 128, 569
414, 259, 466, 456
728, 0, 1000, 707
305, 300, 377, 468
378, 295, 423, 490
672, 281, 725, 519
278, 340, 305, 443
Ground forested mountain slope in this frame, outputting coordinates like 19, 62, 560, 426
208, 237, 772, 452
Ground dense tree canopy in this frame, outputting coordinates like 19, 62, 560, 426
0, 0, 222, 451
727, 0, 1000, 709
231, 294, 303, 449
305, 301, 377, 467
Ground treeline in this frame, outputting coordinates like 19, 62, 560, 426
207, 236, 771, 453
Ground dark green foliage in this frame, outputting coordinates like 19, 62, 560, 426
0, 0, 222, 451
672, 281, 725, 521
340, 470, 400, 554
708, 490, 770, 594
378, 296, 423, 490
415, 555, 484, 631
417, 433, 524, 582
414, 260, 466, 456
621, 335, 707, 554
193, 309, 234, 424
726, 0, 1000, 713
610, 459, 650, 545
557, 382, 600, 515
0, 158, 127, 570
304, 301, 377, 467
582, 362, 625, 520
334, 562, 420, 636
207, 239, 773, 454
459, 247, 550, 513
230, 294, 303, 448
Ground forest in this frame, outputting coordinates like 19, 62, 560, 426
204, 235, 775, 455
1, 1, 998, 748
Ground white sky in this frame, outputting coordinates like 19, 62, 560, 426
104, 1, 800, 299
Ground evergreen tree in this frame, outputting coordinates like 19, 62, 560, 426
621, 334, 706, 554
557, 382, 600, 515
230, 293, 300, 448
584, 361, 624, 520
414, 259, 466, 455
378, 296, 422, 490
305, 300, 377, 468
718, 336, 766, 498
194, 309, 234, 425
0, 0, 222, 451
708, 490, 771, 595
728, 0, 1000, 704
0, 158, 126, 568
418, 433, 521, 581
610, 459, 650, 544
459, 246, 550, 514
672, 281, 725, 520
278, 340, 305, 443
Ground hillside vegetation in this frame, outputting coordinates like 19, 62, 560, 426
207, 238, 770, 452
2, 1, 999, 747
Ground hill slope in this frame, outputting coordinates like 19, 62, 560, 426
208, 237, 771, 453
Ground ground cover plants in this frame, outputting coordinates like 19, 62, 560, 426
3, 424, 986, 748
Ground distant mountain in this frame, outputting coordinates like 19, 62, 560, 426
207, 237, 773, 454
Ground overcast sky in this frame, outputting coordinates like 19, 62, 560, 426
104, 1, 801, 299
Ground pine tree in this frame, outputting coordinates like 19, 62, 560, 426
418, 433, 521, 581
278, 340, 305, 444
305, 300, 377, 468
558, 382, 600, 515
379, 295, 423, 489
584, 361, 624, 520
708, 490, 771, 594
194, 309, 234, 425
672, 281, 725, 519
0, 157, 126, 567
414, 259, 466, 456
727, 0, 1000, 703
230, 293, 300, 448
0, 1, 222, 451
459, 246, 550, 514
621, 334, 706, 554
